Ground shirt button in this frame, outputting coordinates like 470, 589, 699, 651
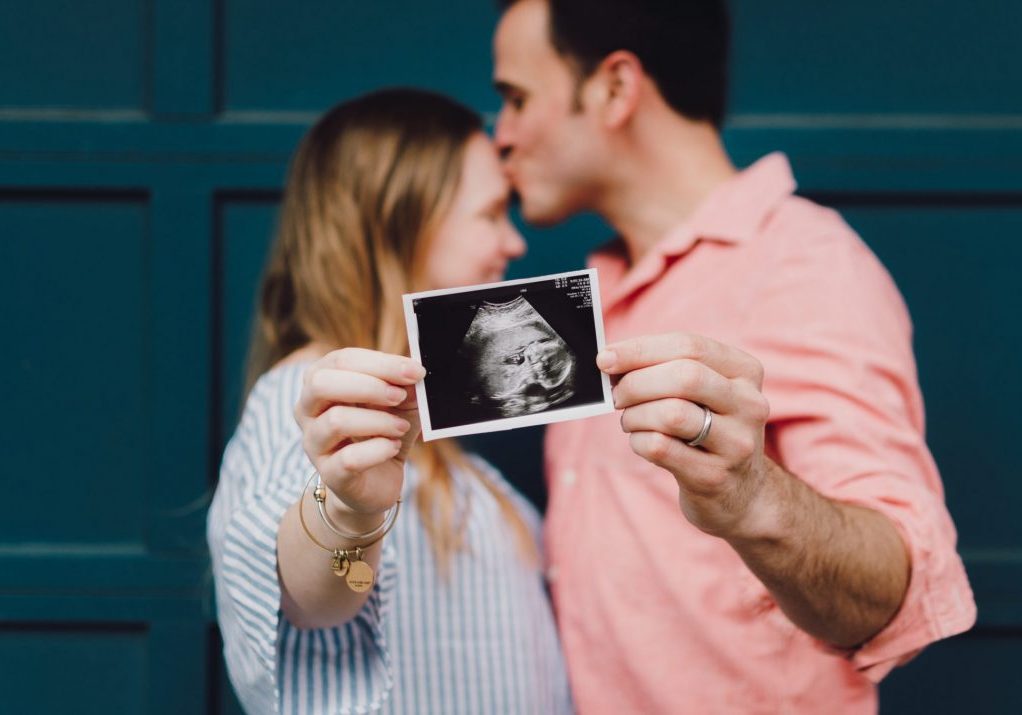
562, 469, 577, 487
546, 566, 560, 582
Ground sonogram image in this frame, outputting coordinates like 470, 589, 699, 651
459, 296, 576, 417
407, 270, 610, 435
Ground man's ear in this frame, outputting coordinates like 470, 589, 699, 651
590, 50, 643, 129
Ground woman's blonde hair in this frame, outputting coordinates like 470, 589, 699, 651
245, 88, 534, 570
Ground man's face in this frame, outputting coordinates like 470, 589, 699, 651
492, 0, 601, 226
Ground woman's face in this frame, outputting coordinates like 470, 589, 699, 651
423, 133, 527, 289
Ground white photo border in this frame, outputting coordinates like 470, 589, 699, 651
402, 268, 614, 442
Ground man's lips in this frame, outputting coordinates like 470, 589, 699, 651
502, 162, 521, 187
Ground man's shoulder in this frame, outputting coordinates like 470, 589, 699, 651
754, 193, 893, 281
763, 194, 859, 248
752, 194, 911, 333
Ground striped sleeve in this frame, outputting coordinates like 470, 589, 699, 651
208, 364, 396, 715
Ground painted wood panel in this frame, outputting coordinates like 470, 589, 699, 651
0, 194, 149, 544
0, 1, 147, 112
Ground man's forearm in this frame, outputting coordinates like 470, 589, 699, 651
597, 333, 913, 647
725, 459, 911, 648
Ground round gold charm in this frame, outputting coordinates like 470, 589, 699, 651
345, 560, 375, 592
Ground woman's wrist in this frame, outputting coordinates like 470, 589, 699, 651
322, 487, 389, 534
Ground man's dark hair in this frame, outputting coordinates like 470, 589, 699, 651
499, 0, 730, 128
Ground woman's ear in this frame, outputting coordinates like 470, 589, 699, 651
590, 50, 643, 129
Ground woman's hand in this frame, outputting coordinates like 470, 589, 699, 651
295, 348, 426, 520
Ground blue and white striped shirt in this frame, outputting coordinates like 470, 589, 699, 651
208, 362, 573, 714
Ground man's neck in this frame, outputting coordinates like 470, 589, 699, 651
597, 120, 736, 266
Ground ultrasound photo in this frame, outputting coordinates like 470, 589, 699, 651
403, 269, 614, 441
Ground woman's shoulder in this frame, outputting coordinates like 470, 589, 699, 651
216, 359, 316, 495
253, 358, 310, 397
240, 344, 329, 430
247, 360, 309, 422
224, 360, 311, 465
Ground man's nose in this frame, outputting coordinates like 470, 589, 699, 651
494, 109, 514, 157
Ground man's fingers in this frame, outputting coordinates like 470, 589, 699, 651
622, 399, 759, 458
304, 405, 411, 456
621, 398, 710, 441
628, 430, 691, 471
320, 348, 426, 385
612, 359, 736, 414
598, 333, 763, 385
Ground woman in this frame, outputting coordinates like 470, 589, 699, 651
208, 88, 572, 714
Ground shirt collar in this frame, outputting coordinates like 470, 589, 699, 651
655, 151, 798, 257
590, 152, 798, 311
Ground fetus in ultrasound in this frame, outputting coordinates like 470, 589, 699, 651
459, 296, 576, 418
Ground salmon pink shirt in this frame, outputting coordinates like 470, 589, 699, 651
544, 153, 976, 714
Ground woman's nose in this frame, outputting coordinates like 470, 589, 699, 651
503, 225, 527, 259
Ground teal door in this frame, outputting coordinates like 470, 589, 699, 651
2, 1, 1019, 713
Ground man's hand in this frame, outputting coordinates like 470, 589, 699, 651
598, 332, 773, 539
598, 332, 910, 647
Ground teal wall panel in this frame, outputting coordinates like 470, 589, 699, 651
880, 629, 1022, 713
1, 1, 1019, 713
222, 0, 502, 112
215, 194, 280, 445
730, 1, 1022, 115
2, 624, 148, 714
0, 0, 147, 111
0, 194, 149, 545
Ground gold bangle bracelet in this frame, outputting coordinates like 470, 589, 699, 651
297, 471, 401, 592
313, 473, 397, 541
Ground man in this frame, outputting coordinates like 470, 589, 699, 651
492, 1, 976, 712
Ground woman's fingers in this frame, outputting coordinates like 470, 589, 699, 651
318, 437, 403, 483
304, 405, 411, 456
297, 348, 426, 422
298, 369, 410, 421
321, 348, 425, 386
292, 350, 423, 513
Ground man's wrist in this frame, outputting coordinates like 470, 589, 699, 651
724, 459, 793, 547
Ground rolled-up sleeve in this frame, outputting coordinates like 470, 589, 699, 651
208, 372, 396, 714
743, 226, 977, 681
